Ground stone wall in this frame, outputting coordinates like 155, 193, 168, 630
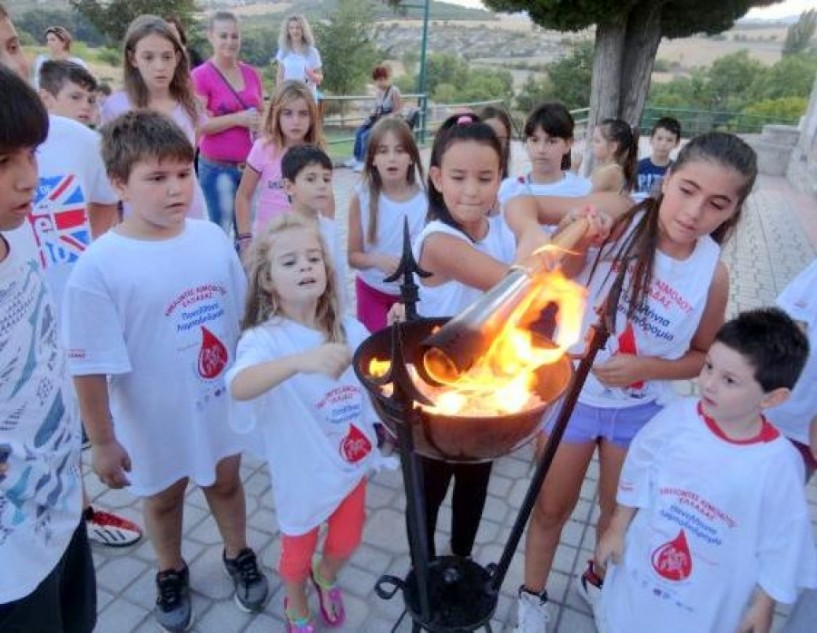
786, 68, 817, 198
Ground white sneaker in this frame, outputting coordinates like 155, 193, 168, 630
352, 160, 365, 173
574, 560, 603, 621
343, 157, 357, 168
515, 587, 550, 633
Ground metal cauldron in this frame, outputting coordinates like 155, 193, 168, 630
353, 318, 574, 463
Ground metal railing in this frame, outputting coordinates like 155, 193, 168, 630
640, 106, 800, 136
320, 94, 506, 151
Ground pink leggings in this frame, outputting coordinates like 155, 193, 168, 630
356, 277, 400, 333
279, 479, 367, 583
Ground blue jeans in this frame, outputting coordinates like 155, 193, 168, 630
353, 125, 373, 162
197, 155, 243, 234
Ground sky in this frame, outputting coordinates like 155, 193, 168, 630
444, 0, 814, 20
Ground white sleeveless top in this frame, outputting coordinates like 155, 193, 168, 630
356, 184, 427, 295
413, 216, 515, 318
576, 229, 721, 408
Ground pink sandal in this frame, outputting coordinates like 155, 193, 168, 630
310, 560, 346, 627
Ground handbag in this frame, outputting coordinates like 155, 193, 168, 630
207, 62, 257, 146
361, 85, 393, 130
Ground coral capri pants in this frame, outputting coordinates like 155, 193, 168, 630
279, 478, 367, 583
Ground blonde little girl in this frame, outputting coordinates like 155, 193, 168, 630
227, 214, 381, 632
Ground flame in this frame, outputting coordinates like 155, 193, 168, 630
369, 245, 587, 417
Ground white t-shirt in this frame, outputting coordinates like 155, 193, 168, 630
63, 220, 248, 496
766, 259, 817, 445
577, 230, 721, 408
226, 316, 377, 535
413, 216, 515, 318
599, 398, 817, 633
6, 115, 117, 313
318, 215, 348, 310
275, 47, 322, 98
355, 184, 427, 295
0, 240, 82, 603
498, 171, 591, 211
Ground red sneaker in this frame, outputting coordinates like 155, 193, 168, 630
85, 506, 143, 547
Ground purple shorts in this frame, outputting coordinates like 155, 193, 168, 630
544, 400, 663, 448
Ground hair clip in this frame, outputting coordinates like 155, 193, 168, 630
456, 114, 475, 126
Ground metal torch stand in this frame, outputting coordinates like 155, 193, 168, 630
372, 220, 623, 632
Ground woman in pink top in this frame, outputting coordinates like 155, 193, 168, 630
192, 11, 263, 234
101, 15, 207, 219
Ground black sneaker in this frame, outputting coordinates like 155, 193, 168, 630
223, 548, 269, 613
155, 563, 192, 633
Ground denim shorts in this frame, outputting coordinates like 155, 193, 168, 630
544, 399, 663, 448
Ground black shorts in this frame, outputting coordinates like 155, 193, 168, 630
0, 521, 96, 633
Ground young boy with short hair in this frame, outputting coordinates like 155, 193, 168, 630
635, 116, 681, 197
596, 308, 817, 633
0, 63, 96, 633
38, 59, 98, 126
281, 144, 347, 305
64, 110, 269, 633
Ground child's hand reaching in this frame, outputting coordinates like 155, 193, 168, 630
92, 439, 132, 489
592, 354, 644, 388
375, 253, 401, 277
595, 526, 625, 572
558, 206, 612, 248
737, 590, 774, 633
300, 343, 352, 380
387, 303, 406, 325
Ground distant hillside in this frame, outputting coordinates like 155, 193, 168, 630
8, 0, 496, 21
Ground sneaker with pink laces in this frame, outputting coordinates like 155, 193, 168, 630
284, 598, 316, 633
310, 559, 346, 627
84, 506, 142, 547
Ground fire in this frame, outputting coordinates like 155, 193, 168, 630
368, 245, 587, 417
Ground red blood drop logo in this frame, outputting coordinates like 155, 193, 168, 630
340, 424, 372, 463
651, 529, 693, 581
617, 321, 644, 389
198, 326, 228, 379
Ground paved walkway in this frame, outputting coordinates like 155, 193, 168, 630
85, 143, 817, 632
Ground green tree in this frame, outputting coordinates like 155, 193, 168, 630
514, 40, 591, 112
743, 96, 808, 121
313, 0, 380, 96
783, 9, 817, 56
423, 53, 469, 97
708, 50, 764, 109
15, 8, 105, 47
748, 52, 817, 101
541, 39, 593, 110
516, 74, 553, 114
70, 0, 198, 44
481, 0, 782, 137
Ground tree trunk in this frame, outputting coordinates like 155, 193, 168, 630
620, 1, 664, 128
583, 20, 627, 176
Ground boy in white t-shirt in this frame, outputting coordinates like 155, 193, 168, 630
281, 144, 347, 306
596, 308, 817, 633
63, 111, 269, 633
17, 56, 144, 549
0, 60, 95, 633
